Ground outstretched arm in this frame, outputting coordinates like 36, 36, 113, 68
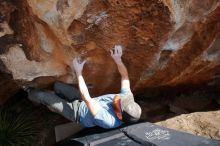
72, 57, 101, 117
110, 45, 130, 90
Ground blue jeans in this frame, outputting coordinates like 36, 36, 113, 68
28, 81, 82, 122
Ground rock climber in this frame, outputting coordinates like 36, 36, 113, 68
24, 45, 142, 129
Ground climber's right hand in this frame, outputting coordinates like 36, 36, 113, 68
110, 45, 123, 64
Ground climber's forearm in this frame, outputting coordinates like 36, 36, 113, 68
115, 60, 130, 89
110, 45, 130, 90
76, 73, 90, 101
116, 60, 128, 79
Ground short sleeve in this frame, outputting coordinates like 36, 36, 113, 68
94, 108, 121, 129
120, 87, 132, 96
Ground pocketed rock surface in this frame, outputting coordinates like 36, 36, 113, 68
0, 0, 220, 103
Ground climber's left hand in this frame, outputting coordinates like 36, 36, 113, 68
72, 57, 86, 76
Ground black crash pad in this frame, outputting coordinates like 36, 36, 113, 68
56, 122, 220, 146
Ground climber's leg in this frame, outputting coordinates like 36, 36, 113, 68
28, 88, 81, 122
54, 81, 81, 102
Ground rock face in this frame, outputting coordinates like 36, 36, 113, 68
156, 110, 220, 140
0, 0, 220, 103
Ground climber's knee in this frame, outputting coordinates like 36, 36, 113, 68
28, 89, 46, 104
54, 81, 63, 93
